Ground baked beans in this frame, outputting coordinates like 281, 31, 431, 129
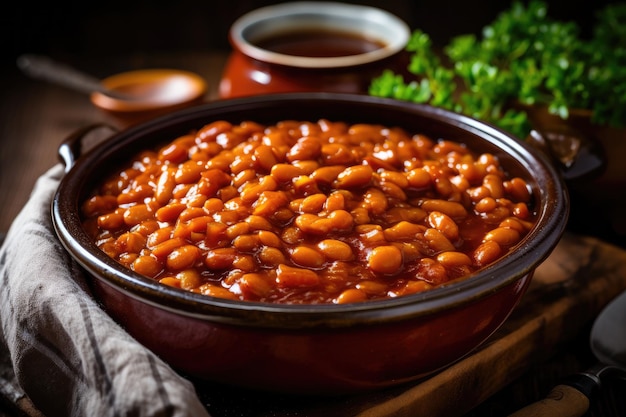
81, 119, 536, 304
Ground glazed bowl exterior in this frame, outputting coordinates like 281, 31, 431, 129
52, 93, 568, 394
90, 69, 208, 127
219, 2, 410, 98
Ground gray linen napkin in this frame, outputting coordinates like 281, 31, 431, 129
0, 164, 211, 417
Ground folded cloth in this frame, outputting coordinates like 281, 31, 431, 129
0, 164, 211, 417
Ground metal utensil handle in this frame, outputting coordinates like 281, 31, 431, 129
16, 54, 116, 97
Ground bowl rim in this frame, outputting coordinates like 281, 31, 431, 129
90, 69, 207, 113
52, 92, 569, 329
229, 1, 411, 68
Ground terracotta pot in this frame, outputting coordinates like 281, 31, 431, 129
90, 69, 207, 128
51, 93, 568, 394
219, 2, 410, 98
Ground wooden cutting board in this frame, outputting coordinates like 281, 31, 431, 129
193, 232, 626, 417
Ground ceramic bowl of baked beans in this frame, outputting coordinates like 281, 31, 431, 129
52, 92, 568, 394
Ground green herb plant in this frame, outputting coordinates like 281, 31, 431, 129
369, 1, 626, 139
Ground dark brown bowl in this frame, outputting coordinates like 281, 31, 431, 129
51, 93, 568, 394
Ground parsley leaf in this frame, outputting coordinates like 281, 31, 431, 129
369, 1, 626, 139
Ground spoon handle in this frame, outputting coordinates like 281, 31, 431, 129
508, 384, 589, 417
16, 54, 117, 97
507, 372, 600, 417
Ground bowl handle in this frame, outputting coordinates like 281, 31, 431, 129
58, 124, 118, 172
526, 128, 606, 183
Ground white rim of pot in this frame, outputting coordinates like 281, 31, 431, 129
229, 1, 411, 68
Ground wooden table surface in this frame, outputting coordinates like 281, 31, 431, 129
1, 51, 625, 417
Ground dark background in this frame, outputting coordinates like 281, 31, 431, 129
0, 0, 619, 74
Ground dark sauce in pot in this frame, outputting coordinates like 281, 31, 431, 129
254, 29, 386, 57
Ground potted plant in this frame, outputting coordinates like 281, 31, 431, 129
368, 0, 626, 243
